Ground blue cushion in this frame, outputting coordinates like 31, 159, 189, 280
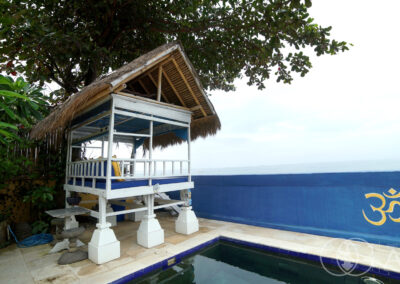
68, 177, 187, 190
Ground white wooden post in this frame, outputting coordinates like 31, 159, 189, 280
98, 196, 107, 225
137, 117, 164, 248
65, 131, 73, 209
106, 100, 115, 197
130, 138, 135, 175
188, 126, 191, 182
88, 96, 120, 264
65, 130, 72, 185
149, 120, 153, 185
101, 136, 104, 157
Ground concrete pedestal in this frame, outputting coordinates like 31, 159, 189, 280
65, 216, 79, 230
175, 206, 199, 235
88, 223, 120, 264
137, 214, 164, 248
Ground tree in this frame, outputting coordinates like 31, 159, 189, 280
0, 0, 349, 100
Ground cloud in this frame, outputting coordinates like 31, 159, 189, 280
190, 0, 400, 172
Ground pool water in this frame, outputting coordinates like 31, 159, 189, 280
128, 240, 396, 284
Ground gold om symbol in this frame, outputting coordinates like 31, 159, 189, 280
363, 188, 400, 226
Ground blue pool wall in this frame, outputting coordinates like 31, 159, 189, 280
169, 171, 400, 247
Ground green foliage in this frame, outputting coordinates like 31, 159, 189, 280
23, 185, 57, 230
0, 0, 349, 97
31, 220, 49, 234
23, 185, 56, 208
0, 75, 49, 144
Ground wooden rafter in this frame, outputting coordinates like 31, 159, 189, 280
171, 58, 207, 117
147, 73, 170, 103
157, 67, 162, 101
190, 105, 202, 111
113, 83, 127, 93
137, 58, 172, 82
113, 55, 172, 88
161, 69, 186, 107
138, 79, 151, 95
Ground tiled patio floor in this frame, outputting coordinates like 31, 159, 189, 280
1, 213, 399, 283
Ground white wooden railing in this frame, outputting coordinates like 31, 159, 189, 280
66, 158, 190, 184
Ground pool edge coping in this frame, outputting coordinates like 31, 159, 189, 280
110, 235, 400, 283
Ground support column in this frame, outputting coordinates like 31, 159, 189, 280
175, 189, 199, 235
137, 194, 164, 248
106, 203, 117, 227
176, 125, 199, 235
88, 196, 120, 264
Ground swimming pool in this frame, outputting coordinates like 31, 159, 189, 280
115, 238, 399, 284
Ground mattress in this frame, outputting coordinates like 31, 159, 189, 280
67, 177, 187, 190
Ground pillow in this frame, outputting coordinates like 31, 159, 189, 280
96, 156, 125, 182
111, 155, 125, 182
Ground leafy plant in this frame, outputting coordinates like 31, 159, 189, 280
31, 220, 49, 234
0, 75, 49, 144
23, 185, 56, 210
23, 185, 57, 231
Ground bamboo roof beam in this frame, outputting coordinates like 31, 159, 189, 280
157, 66, 162, 101
138, 58, 172, 82
190, 105, 202, 112
171, 58, 207, 117
147, 73, 169, 103
137, 79, 151, 95
113, 83, 127, 93
161, 69, 187, 107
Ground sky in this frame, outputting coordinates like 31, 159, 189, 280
152, 0, 400, 173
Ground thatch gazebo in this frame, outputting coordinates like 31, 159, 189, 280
31, 42, 220, 264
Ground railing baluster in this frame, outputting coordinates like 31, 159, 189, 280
163, 161, 166, 176
66, 159, 190, 181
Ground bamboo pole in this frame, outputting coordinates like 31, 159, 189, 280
157, 66, 162, 101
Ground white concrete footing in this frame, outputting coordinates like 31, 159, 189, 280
88, 223, 120, 264
175, 206, 199, 235
137, 214, 164, 248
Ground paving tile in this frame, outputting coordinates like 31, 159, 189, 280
2, 216, 400, 284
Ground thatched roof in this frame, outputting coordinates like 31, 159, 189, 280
31, 42, 220, 147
